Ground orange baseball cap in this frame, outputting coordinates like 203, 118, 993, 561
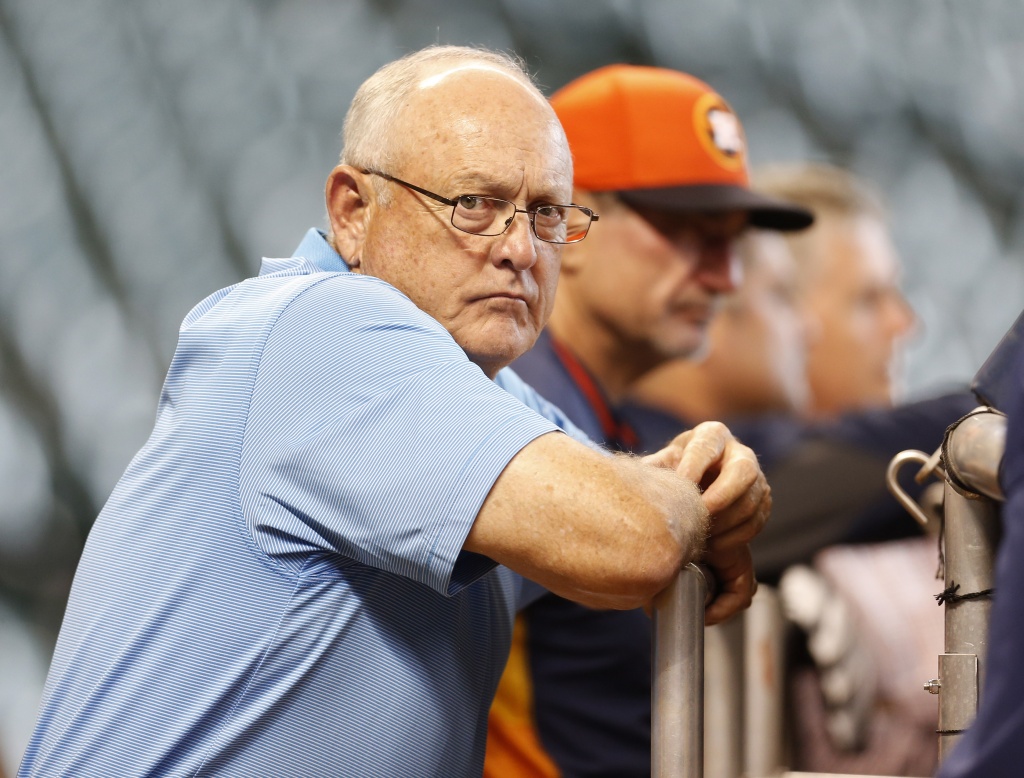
551, 64, 813, 231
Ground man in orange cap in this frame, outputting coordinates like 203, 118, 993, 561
483, 64, 812, 778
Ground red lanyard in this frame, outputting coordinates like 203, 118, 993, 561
549, 336, 639, 453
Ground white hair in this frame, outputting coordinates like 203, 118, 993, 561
340, 45, 537, 203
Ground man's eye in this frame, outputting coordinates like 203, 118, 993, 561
458, 195, 483, 210
533, 205, 564, 223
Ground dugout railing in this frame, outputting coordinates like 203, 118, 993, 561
652, 405, 1007, 778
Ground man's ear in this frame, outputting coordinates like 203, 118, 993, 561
326, 165, 371, 269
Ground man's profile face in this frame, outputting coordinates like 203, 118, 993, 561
352, 67, 572, 378
563, 196, 743, 363
802, 213, 915, 416
701, 231, 811, 414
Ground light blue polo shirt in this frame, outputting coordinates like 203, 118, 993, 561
19, 229, 584, 777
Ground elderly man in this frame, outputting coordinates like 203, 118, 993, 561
482, 65, 811, 778
17, 47, 769, 777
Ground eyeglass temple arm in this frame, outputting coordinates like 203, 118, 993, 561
361, 170, 457, 208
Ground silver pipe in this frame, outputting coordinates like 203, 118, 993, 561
944, 409, 1007, 501
888, 418, 1005, 765
704, 618, 744, 778
936, 483, 1000, 761
653, 563, 708, 778
744, 586, 786, 778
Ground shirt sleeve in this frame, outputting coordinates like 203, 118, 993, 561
238, 274, 559, 596
495, 367, 602, 451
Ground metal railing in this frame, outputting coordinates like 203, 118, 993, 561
887, 406, 1006, 761
649, 407, 1007, 777
653, 571, 788, 778
653, 563, 708, 778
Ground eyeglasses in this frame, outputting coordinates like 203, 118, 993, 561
363, 170, 598, 244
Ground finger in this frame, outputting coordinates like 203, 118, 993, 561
674, 422, 729, 483
703, 562, 758, 624
641, 429, 699, 471
706, 490, 772, 549
704, 576, 758, 625
703, 548, 758, 624
705, 480, 768, 536
702, 543, 752, 579
700, 451, 763, 515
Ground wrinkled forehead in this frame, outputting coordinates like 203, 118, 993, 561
394, 64, 572, 188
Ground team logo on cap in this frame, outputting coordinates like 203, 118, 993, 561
693, 92, 746, 172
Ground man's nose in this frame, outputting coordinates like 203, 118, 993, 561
694, 243, 740, 295
887, 290, 917, 338
494, 211, 541, 270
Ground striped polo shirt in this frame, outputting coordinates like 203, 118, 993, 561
19, 229, 581, 777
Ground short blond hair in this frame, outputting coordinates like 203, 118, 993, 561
753, 163, 886, 282
753, 163, 884, 222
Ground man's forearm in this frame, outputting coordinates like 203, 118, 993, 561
464, 432, 709, 610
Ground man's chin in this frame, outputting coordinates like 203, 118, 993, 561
657, 328, 710, 362
463, 331, 539, 378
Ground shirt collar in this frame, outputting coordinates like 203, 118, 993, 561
259, 228, 351, 277
292, 228, 351, 273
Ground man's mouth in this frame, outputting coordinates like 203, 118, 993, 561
669, 302, 714, 324
476, 292, 529, 304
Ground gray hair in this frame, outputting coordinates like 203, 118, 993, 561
340, 45, 536, 192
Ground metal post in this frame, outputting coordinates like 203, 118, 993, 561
744, 586, 786, 778
888, 408, 1006, 764
704, 618, 744, 778
934, 409, 1005, 761
653, 563, 708, 778
934, 484, 1000, 761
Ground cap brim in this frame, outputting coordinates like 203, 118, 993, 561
617, 184, 814, 232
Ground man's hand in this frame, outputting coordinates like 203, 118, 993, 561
702, 545, 757, 625
643, 421, 770, 624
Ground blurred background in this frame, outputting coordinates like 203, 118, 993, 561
0, 0, 1021, 770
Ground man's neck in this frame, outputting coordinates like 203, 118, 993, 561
545, 309, 661, 404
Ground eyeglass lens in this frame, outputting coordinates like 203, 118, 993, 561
451, 196, 592, 244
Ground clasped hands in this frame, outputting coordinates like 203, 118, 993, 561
643, 421, 771, 625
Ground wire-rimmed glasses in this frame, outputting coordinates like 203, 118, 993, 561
363, 170, 598, 244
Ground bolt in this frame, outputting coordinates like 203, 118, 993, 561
923, 678, 941, 695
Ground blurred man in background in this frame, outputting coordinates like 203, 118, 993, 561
639, 162, 913, 417
759, 163, 916, 416
632, 228, 812, 421
635, 163, 976, 775
636, 164, 947, 574
483, 64, 813, 778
